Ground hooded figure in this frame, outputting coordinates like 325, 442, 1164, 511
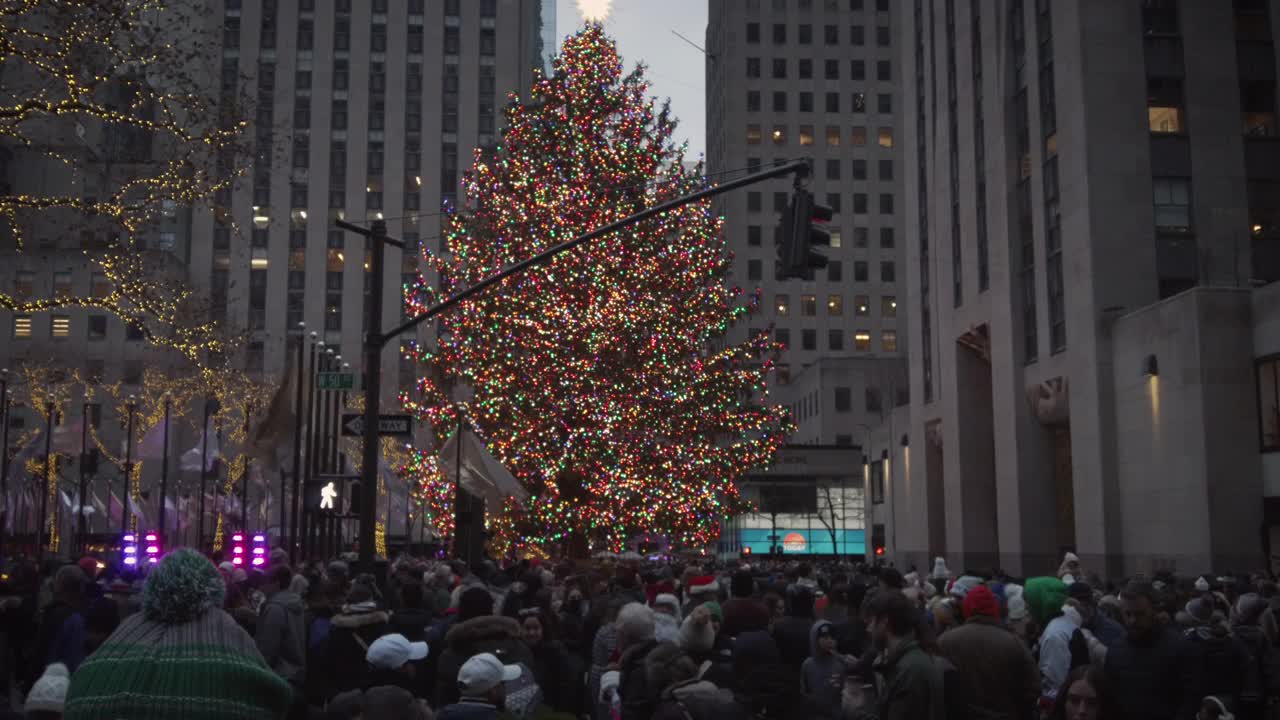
256, 564, 306, 685
800, 620, 845, 718
1057, 552, 1081, 582
1183, 596, 1251, 710
322, 583, 392, 698
64, 549, 292, 720
652, 593, 682, 643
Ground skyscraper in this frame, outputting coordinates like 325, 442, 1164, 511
875, 0, 1280, 576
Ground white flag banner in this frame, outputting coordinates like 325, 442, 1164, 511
180, 424, 221, 472
438, 425, 530, 507
137, 417, 170, 460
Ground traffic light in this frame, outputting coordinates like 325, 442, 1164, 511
874, 545, 885, 557
777, 188, 833, 279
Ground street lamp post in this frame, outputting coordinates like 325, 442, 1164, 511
287, 322, 307, 558
157, 396, 171, 543
197, 396, 212, 551
0, 368, 11, 560
121, 396, 136, 536
78, 399, 91, 553
37, 402, 54, 559
300, 334, 319, 560
240, 405, 251, 533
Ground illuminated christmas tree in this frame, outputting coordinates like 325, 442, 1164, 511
402, 26, 792, 551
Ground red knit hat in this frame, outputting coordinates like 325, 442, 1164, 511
688, 575, 719, 596
962, 584, 999, 620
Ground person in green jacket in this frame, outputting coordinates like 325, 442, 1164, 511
851, 590, 946, 720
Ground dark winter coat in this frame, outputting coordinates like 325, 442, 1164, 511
256, 589, 306, 684
938, 615, 1039, 720
856, 639, 945, 720
1184, 623, 1251, 708
618, 637, 662, 720
722, 596, 771, 638
528, 639, 575, 712
732, 630, 796, 719
390, 607, 432, 643
322, 605, 391, 698
773, 615, 815, 671
435, 698, 503, 720
1103, 626, 1200, 720
434, 615, 535, 707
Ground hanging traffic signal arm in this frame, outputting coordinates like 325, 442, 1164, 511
778, 188, 834, 280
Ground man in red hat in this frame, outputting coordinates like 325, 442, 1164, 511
938, 584, 1039, 719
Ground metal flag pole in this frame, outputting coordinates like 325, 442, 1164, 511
197, 397, 211, 551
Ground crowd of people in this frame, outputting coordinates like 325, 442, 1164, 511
0, 545, 1278, 719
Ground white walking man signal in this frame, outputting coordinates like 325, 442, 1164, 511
320, 481, 337, 510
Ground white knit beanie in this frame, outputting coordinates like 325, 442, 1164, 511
25, 662, 69, 714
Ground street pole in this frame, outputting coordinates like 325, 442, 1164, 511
301, 336, 319, 560
288, 323, 306, 556
334, 159, 811, 572
197, 397, 211, 551
122, 396, 135, 537
318, 349, 333, 558
454, 414, 463, 559
1, 368, 11, 560
157, 396, 171, 542
241, 406, 250, 532
358, 220, 387, 570
37, 403, 53, 559
78, 400, 90, 554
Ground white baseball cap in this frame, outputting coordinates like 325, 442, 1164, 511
366, 633, 429, 669
457, 652, 521, 695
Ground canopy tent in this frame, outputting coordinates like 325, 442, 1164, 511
437, 424, 530, 507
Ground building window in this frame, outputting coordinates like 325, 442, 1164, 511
826, 158, 841, 179
772, 91, 787, 112
747, 91, 760, 112
880, 193, 894, 214
853, 194, 868, 214
877, 25, 891, 47
1142, 0, 1179, 35
1260, 356, 1280, 450
772, 125, 787, 144
852, 126, 867, 145
827, 294, 843, 315
851, 59, 866, 80
773, 23, 787, 44
834, 386, 851, 412
1153, 177, 1192, 231
882, 296, 897, 317
854, 261, 869, 282
878, 127, 894, 147
799, 23, 812, 44
878, 93, 892, 113
882, 330, 898, 352
881, 261, 896, 282
826, 92, 840, 113
825, 59, 839, 79
12, 314, 31, 339
747, 124, 762, 144
877, 60, 891, 81
774, 192, 789, 213
800, 91, 814, 111
801, 126, 815, 146
855, 295, 870, 316
828, 193, 842, 212
747, 57, 761, 78
748, 225, 762, 246
772, 58, 787, 78
747, 22, 760, 42
828, 261, 842, 282
854, 331, 871, 352
826, 126, 841, 146
776, 328, 790, 347
748, 191, 762, 212
775, 294, 789, 316
748, 259, 763, 280
852, 93, 867, 113
88, 315, 107, 340
1148, 77, 1185, 134
829, 229, 842, 248
801, 294, 817, 316
51, 315, 70, 338
866, 387, 883, 413
881, 227, 895, 248
825, 24, 839, 44
851, 24, 865, 45
802, 329, 817, 350
853, 159, 867, 180
853, 227, 869, 247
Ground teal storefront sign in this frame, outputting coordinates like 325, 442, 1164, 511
737, 528, 865, 556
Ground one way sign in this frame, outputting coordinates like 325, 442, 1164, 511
341, 413, 413, 437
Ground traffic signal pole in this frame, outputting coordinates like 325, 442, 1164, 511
336, 158, 810, 572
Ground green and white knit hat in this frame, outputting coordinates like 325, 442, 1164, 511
64, 549, 292, 720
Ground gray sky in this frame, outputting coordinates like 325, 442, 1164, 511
554, 0, 708, 159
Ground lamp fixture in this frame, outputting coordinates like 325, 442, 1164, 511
1143, 354, 1159, 378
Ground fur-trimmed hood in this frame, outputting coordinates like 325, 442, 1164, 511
331, 608, 390, 630
445, 614, 523, 653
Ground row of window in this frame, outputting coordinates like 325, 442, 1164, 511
769, 328, 897, 353
746, 0, 891, 14
747, 57, 892, 82
748, 90, 891, 114
748, 190, 895, 216
773, 293, 897, 317
10, 271, 113, 299
748, 124, 893, 147
746, 21, 892, 48
747, 226, 894, 250
10, 314, 145, 341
